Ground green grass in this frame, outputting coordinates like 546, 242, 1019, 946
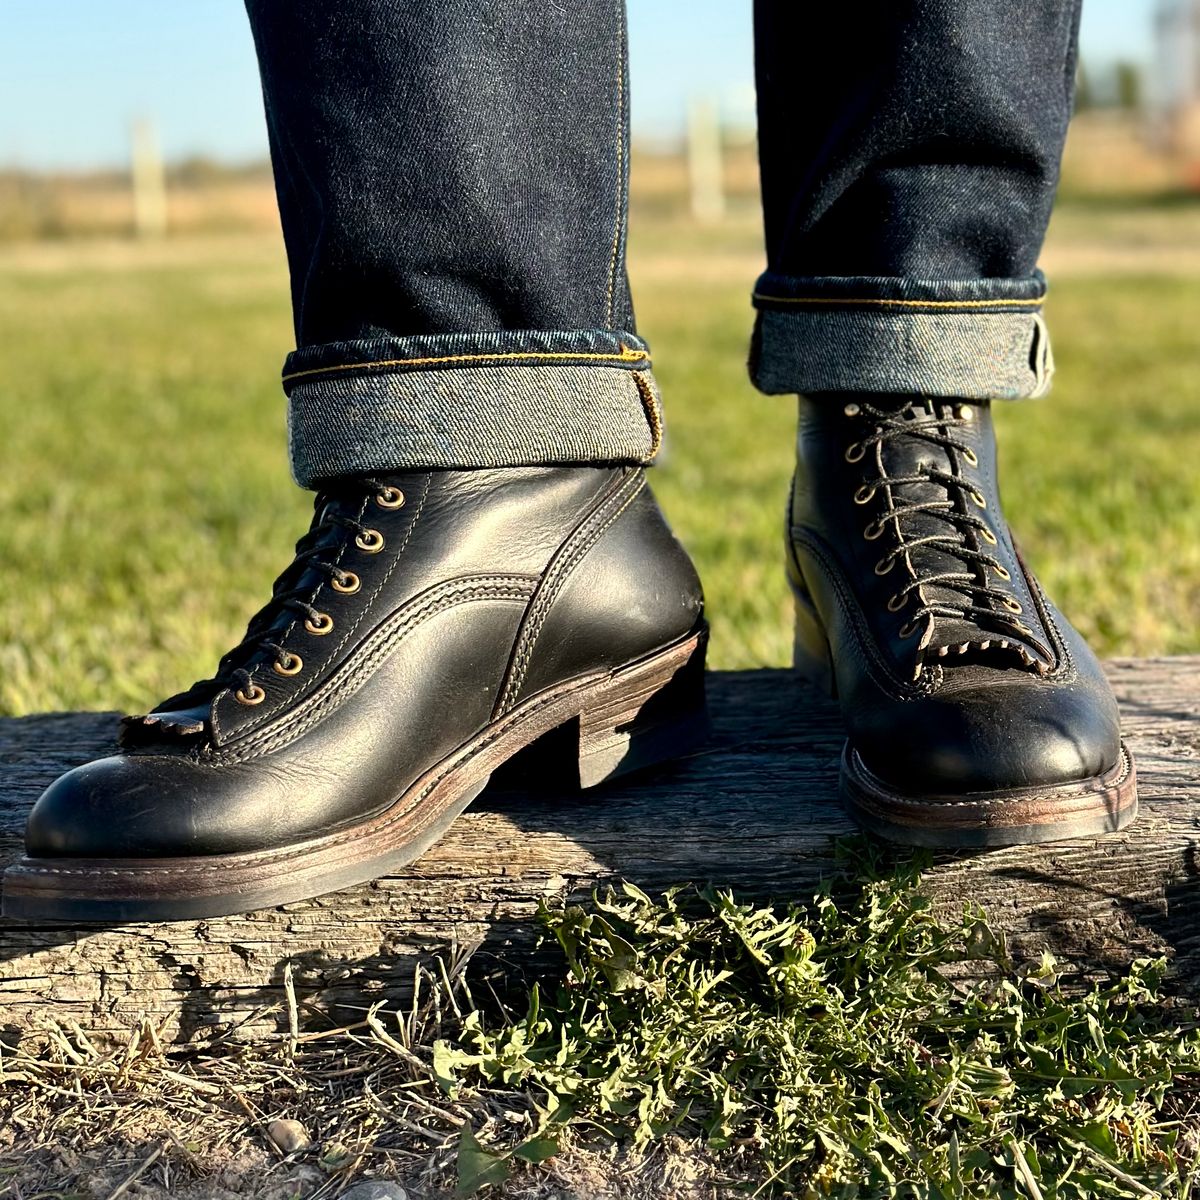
0, 217, 1197, 717
438, 860, 1200, 1198
10, 850, 1196, 1198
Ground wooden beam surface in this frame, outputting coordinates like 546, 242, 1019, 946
1, 660, 1197, 1044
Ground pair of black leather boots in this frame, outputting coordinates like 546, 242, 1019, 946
1, 395, 1136, 922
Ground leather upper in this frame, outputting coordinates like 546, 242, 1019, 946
788, 394, 1122, 795
26, 466, 703, 858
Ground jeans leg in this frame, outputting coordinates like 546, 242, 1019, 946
244, 0, 655, 486
750, 0, 1081, 400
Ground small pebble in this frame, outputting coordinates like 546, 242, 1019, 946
339, 1183, 409, 1200
266, 1117, 312, 1154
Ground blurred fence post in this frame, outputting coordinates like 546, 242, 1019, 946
686, 96, 726, 223
131, 118, 167, 238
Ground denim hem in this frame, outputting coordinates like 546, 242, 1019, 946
750, 273, 1053, 400
284, 329, 661, 487
283, 328, 649, 386
752, 271, 1048, 313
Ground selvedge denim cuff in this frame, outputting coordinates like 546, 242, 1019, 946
283, 329, 661, 487
749, 272, 1053, 400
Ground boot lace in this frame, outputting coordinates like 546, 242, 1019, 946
844, 400, 1036, 650
163, 478, 403, 711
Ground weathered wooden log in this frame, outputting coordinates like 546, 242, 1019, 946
1, 659, 1197, 1045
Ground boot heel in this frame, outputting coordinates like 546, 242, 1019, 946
792, 582, 836, 698
574, 627, 709, 788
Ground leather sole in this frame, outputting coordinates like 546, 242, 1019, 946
791, 584, 1140, 848
2, 627, 708, 923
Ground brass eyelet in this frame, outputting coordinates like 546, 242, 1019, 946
981, 528, 998, 545
331, 571, 361, 595
305, 611, 334, 636
235, 683, 266, 706
273, 653, 303, 677
843, 402, 861, 418
375, 486, 405, 509
963, 448, 979, 467
887, 593, 908, 612
971, 491, 987, 508
844, 442, 865, 464
863, 520, 884, 542
1001, 597, 1023, 614
994, 564, 1011, 581
355, 529, 385, 553
874, 557, 895, 576
959, 405, 975, 421
898, 619, 920, 639
853, 485, 875, 505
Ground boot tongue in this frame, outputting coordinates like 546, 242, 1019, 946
119, 704, 210, 746
867, 400, 1052, 678
919, 616, 1052, 675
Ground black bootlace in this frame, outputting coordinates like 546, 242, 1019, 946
845, 401, 1034, 646
189, 478, 397, 705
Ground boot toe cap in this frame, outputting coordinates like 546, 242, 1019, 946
852, 683, 1122, 797
23, 755, 281, 858
26, 756, 189, 857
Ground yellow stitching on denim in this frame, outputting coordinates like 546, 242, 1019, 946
633, 370, 663, 459
752, 293, 1045, 310
282, 345, 649, 385
604, 4, 627, 327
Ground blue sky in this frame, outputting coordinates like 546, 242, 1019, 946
0, 0, 1159, 169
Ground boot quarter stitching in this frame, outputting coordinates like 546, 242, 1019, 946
223, 489, 375, 734
498, 473, 646, 714
790, 529, 937, 701
792, 529, 1077, 698
210, 574, 537, 762
496, 472, 647, 715
324, 474, 431, 660
1025, 572, 1074, 680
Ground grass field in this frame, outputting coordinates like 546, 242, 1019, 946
0, 208, 1199, 717
3, 204, 1200, 1196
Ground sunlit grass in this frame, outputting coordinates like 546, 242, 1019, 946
439, 860, 1200, 1197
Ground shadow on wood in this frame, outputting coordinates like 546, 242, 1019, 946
1, 661, 1197, 1045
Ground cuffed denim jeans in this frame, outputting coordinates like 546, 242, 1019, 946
244, 0, 1080, 487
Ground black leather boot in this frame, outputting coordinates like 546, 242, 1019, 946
4, 467, 707, 921
788, 394, 1136, 847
